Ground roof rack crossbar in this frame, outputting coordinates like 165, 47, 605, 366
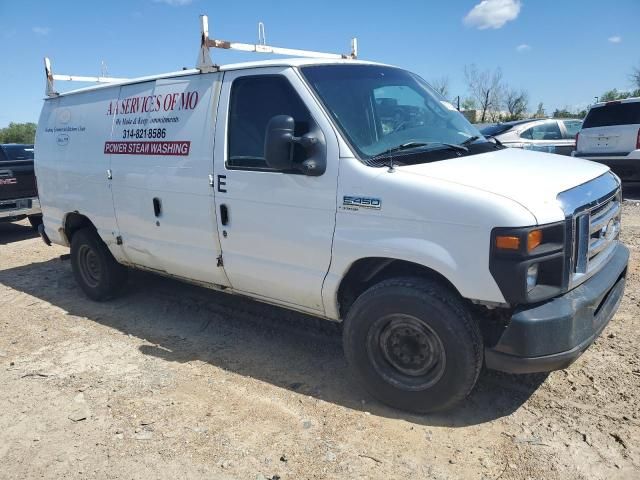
44, 57, 129, 97
196, 15, 357, 72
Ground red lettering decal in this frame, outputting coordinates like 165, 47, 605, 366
104, 141, 191, 156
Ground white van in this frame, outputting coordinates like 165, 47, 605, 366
574, 97, 640, 182
35, 17, 628, 413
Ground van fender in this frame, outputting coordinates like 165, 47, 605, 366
323, 235, 505, 320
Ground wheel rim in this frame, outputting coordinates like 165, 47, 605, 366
77, 244, 101, 288
367, 314, 446, 391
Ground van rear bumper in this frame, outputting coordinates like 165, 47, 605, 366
0, 197, 41, 221
485, 242, 628, 374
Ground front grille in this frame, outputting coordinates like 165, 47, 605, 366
571, 190, 621, 286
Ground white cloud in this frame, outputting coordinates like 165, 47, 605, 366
516, 43, 531, 52
608, 35, 622, 44
153, 0, 193, 6
32, 26, 51, 36
464, 0, 522, 30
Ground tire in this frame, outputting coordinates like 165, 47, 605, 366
343, 277, 483, 413
28, 215, 43, 231
70, 227, 127, 301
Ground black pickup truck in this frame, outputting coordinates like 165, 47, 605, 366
0, 144, 42, 229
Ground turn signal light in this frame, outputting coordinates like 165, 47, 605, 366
527, 230, 543, 252
495, 235, 520, 250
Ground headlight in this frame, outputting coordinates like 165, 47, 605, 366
490, 222, 567, 304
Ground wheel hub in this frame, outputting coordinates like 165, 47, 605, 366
77, 244, 101, 288
380, 319, 441, 377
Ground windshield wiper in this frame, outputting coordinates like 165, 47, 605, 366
460, 135, 480, 147
483, 134, 504, 147
372, 141, 467, 161
371, 142, 430, 159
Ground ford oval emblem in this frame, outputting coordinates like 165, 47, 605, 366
57, 133, 69, 146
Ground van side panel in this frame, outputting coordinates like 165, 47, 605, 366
35, 89, 119, 248
108, 73, 230, 286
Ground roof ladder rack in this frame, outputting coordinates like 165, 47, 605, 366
44, 57, 129, 97
196, 15, 358, 72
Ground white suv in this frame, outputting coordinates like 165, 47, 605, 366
574, 97, 640, 182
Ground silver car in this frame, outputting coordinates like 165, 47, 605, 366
481, 118, 582, 156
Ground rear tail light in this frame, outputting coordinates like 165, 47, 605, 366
575, 132, 580, 148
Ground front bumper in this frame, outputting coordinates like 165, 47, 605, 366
0, 196, 41, 221
485, 242, 629, 374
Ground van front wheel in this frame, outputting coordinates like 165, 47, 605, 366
343, 277, 483, 413
70, 228, 127, 301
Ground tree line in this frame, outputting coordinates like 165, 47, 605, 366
433, 62, 640, 123
0, 122, 37, 144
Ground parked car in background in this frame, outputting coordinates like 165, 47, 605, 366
481, 118, 582, 156
573, 98, 640, 183
0, 143, 42, 229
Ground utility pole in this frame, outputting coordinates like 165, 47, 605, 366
456, 95, 460, 111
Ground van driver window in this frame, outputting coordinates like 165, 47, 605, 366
227, 75, 311, 170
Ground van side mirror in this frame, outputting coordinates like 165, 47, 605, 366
264, 115, 326, 176
264, 115, 296, 171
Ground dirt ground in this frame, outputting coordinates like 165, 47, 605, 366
1, 197, 639, 480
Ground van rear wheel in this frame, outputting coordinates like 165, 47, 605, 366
343, 277, 483, 413
70, 227, 127, 301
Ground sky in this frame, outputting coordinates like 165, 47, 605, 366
1, 0, 639, 128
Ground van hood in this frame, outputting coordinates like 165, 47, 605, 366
399, 148, 610, 224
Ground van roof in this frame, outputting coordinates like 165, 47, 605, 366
49, 57, 389, 98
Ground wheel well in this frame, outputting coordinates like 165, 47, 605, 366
63, 212, 95, 244
337, 258, 460, 319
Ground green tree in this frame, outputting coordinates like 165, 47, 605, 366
0, 122, 37, 144
461, 97, 477, 110
552, 108, 586, 119
533, 102, 546, 118
599, 88, 640, 102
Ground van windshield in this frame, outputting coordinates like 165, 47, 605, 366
300, 65, 485, 162
583, 102, 640, 128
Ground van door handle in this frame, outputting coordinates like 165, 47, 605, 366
220, 204, 229, 226
153, 197, 162, 217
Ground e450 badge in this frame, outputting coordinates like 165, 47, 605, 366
343, 195, 381, 210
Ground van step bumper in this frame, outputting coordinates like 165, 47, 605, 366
485, 243, 629, 374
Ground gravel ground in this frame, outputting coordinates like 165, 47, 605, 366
0, 199, 639, 480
